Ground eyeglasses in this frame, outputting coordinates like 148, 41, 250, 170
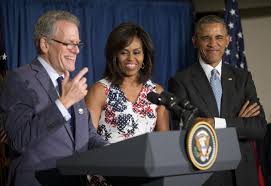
51, 38, 84, 50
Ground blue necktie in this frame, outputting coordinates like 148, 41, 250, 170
57, 77, 75, 136
210, 69, 222, 115
56, 76, 64, 96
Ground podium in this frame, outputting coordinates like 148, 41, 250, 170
57, 128, 241, 186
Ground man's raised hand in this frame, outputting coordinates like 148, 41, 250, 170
59, 67, 88, 109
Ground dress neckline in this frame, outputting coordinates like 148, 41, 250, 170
117, 83, 146, 105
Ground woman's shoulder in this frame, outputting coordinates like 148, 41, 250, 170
85, 81, 106, 107
88, 78, 111, 95
145, 79, 163, 94
97, 78, 111, 88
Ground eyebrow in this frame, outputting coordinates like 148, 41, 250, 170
123, 47, 143, 50
67, 39, 81, 43
200, 34, 225, 38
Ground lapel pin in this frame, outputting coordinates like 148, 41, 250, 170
228, 78, 232, 80
78, 108, 84, 115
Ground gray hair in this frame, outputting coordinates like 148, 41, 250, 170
33, 10, 80, 53
194, 15, 228, 37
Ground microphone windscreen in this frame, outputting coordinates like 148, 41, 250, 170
146, 92, 160, 105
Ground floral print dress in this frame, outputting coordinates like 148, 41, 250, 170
97, 79, 158, 144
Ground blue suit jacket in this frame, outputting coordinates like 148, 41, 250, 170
0, 59, 106, 186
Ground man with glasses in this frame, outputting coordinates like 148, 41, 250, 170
0, 10, 106, 186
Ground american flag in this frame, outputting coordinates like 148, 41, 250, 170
0, 15, 7, 81
224, 3, 266, 185
0, 128, 7, 144
223, 0, 247, 70
0, 17, 7, 144
0, 109, 7, 144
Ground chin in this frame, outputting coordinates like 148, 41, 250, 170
206, 61, 220, 67
69, 64, 76, 70
122, 69, 138, 75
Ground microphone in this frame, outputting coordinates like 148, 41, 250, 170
147, 91, 185, 116
146, 91, 163, 105
147, 91, 197, 114
147, 91, 198, 129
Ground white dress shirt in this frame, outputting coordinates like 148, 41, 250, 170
38, 56, 71, 121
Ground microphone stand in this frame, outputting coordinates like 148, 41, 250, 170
181, 108, 198, 130
178, 115, 184, 130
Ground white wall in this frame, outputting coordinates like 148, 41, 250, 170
242, 16, 271, 122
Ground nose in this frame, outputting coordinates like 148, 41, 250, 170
127, 52, 135, 60
71, 45, 80, 54
208, 38, 216, 47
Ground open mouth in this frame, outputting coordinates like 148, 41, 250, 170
125, 63, 137, 70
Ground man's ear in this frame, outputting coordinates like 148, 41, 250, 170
226, 35, 230, 47
40, 37, 49, 53
192, 36, 197, 48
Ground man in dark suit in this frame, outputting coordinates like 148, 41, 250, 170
169, 15, 267, 186
0, 10, 107, 186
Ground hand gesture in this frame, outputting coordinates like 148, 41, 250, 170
59, 67, 88, 109
238, 100, 260, 118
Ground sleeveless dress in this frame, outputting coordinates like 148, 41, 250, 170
89, 79, 159, 186
97, 78, 158, 144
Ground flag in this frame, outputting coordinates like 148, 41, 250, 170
0, 7, 7, 142
223, 0, 247, 70
0, 11, 8, 186
224, 2, 266, 186
0, 52, 7, 82
0, 128, 7, 144
0, 12, 7, 82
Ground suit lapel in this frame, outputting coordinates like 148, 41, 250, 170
191, 63, 219, 116
31, 60, 59, 103
221, 64, 235, 117
31, 59, 75, 143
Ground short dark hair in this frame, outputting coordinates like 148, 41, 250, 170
104, 22, 154, 85
194, 15, 228, 37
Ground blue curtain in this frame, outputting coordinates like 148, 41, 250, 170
0, 0, 195, 89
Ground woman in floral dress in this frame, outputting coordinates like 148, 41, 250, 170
85, 22, 169, 186
85, 22, 169, 144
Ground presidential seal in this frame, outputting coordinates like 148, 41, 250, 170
186, 120, 218, 170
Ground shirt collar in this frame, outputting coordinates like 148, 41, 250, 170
199, 56, 222, 82
38, 56, 63, 88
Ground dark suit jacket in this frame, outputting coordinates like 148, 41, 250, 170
169, 62, 267, 186
0, 59, 107, 186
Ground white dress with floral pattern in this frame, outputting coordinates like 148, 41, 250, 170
97, 79, 158, 144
